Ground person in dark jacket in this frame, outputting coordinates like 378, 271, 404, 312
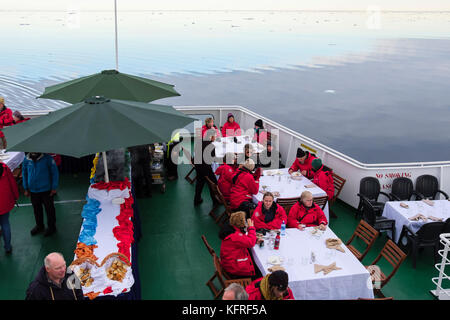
129, 145, 152, 198
26, 252, 84, 300
22, 152, 59, 236
258, 141, 283, 169
0, 163, 18, 254
193, 132, 218, 206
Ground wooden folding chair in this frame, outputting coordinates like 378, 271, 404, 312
205, 176, 223, 220
206, 253, 251, 299
276, 197, 300, 215
346, 220, 379, 261
182, 146, 196, 184
365, 239, 407, 298
329, 172, 346, 218
224, 278, 253, 290
313, 195, 328, 211
201, 235, 216, 257
205, 176, 232, 226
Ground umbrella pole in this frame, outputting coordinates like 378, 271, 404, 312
114, 0, 119, 71
102, 151, 110, 183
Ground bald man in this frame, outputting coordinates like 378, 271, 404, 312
25, 252, 84, 300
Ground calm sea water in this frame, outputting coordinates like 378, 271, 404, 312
1, 10, 450, 163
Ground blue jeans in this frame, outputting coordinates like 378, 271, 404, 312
0, 212, 12, 251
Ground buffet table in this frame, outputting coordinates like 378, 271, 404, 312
253, 168, 330, 220
383, 200, 450, 243
251, 227, 374, 300
70, 176, 141, 300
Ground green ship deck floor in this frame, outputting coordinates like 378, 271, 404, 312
0, 165, 439, 300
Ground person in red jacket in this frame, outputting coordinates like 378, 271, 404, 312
288, 147, 317, 179
246, 270, 295, 300
215, 153, 237, 203
0, 129, 6, 149
201, 117, 220, 141
311, 158, 335, 201
221, 113, 241, 137
12, 110, 30, 124
287, 191, 328, 230
0, 96, 14, 128
0, 163, 19, 254
219, 211, 258, 278
252, 192, 287, 230
230, 159, 261, 218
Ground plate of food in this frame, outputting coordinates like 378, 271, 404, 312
267, 256, 284, 265
291, 172, 303, 180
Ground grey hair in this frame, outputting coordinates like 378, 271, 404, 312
44, 252, 64, 268
224, 283, 248, 300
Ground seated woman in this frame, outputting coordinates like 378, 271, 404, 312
219, 211, 257, 279
287, 191, 327, 230
311, 158, 335, 201
252, 192, 287, 230
12, 111, 30, 125
258, 141, 283, 168
221, 113, 241, 137
246, 270, 294, 300
214, 152, 237, 203
288, 147, 317, 179
201, 117, 220, 140
230, 159, 261, 218
252, 119, 268, 145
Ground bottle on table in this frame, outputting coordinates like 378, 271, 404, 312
274, 231, 280, 250
281, 220, 286, 236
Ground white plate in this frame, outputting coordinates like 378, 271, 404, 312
267, 256, 284, 265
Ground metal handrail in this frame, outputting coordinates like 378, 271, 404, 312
20, 105, 450, 171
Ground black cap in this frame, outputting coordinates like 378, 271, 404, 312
268, 270, 288, 291
296, 148, 305, 158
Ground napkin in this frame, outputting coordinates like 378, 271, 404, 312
400, 203, 409, 209
305, 184, 316, 188
409, 214, 427, 221
268, 265, 286, 273
428, 216, 443, 222
314, 262, 342, 275
325, 238, 345, 253
422, 199, 434, 206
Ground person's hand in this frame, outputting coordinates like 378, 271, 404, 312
211, 135, 216, 142
24, 190, 30, 197
247, 219, 254, 228
298, 224, 305, 231
253, 167, 262, 180
50, 190, 57, 196
301, 170, 307, 176
318, 223, 327, 231
288, 169, 293, 175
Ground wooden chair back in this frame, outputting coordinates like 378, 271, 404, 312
276, 197, 300, 215
369, 239, 407, 289
346, 220, 379, 261
182, 146, 196, 184
313, 195, 328, 210
331, 172, 346, 203
224, 278, 253, 290
205, 176, 231, 225
201, 235, 216, 257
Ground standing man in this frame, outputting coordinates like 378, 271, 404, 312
0, 96, 14, 127
26, 252, 84, 300
22, 152, 59, 236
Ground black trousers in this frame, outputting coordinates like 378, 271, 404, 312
30, 191, 56, 230
194, 164, 217, 203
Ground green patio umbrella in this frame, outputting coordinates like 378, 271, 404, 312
3, 96, 193, 182
38, 69, 180, 104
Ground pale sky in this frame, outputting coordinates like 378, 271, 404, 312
2, 0, 450, 11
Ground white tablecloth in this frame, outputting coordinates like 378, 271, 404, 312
253, 168, 329, 221
212, 135, 264, 158
251, 227, 374, 300
72, 185, 135, 297
0, 151, 25, 171
383, 200, 450, 243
